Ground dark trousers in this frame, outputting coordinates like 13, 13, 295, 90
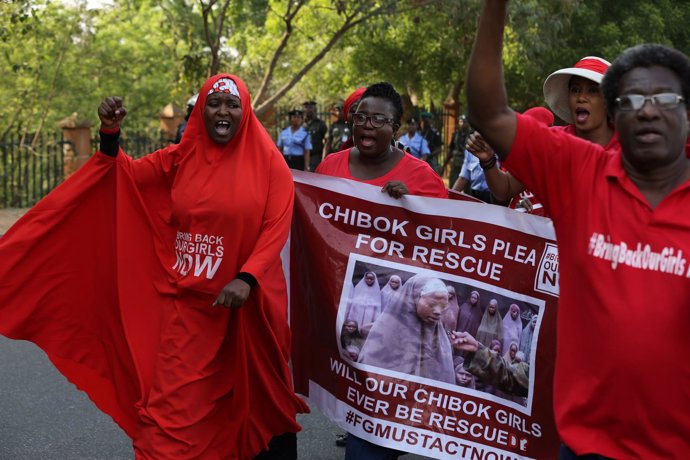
254, 432, 297, 460
559, 444, 609, 460
309, 154, 322, 171
469, 188, 493, 203
345, 434, 403, 460
283, 155, 305, 171
449, 165, 462, 188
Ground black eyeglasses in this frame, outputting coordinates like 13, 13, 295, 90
615, 93, 685, 111
352, 113, 395, 128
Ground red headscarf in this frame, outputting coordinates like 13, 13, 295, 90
343, 87, 366, 122
178, 74, 280, 164
340, 87, 367, 150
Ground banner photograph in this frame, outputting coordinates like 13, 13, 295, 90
289, 171, 560, 459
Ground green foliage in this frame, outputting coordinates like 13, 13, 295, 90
502, 0, 583, 110
3, 0, 690, 134
0, 0, 185, 133
311, 1, 483, 109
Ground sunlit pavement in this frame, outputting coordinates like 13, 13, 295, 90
0, 337, 430, 459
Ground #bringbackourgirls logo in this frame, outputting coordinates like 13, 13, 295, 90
172, 231, 225, 279
535, 243, 559, 297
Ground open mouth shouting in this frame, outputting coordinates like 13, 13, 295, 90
203, 91, 242, 145
358, 133, 378, 149
575, 108, 590, 124
215, 120, 232, 136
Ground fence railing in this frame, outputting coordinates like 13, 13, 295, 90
97, 132, 173, 160
1, 107, 455, 209
0, 130, 171, 208
0, 131, 66, 208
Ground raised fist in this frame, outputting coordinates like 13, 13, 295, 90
98, 96, 127, 130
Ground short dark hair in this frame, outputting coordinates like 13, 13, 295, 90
360, 82, 403, 126
601, 44, 690, 115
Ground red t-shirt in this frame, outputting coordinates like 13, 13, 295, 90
315, 148, 448, 198
508, 124, 620, 216
505, 113, 690, 458
556, 123, 621, 151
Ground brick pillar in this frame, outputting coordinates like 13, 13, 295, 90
58, 113, 92, 177
160, 103, 184, 141
442, 98, 459, 180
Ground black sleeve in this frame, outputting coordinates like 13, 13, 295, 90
235, 272, 258, 287
99, 130, 120, 157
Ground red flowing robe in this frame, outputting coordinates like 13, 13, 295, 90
0, 74, 308, 459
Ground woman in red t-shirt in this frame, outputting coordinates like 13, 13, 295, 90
316, 82, 447, 199
317, 81, 446, 458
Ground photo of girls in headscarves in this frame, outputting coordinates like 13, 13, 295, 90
338, 259, 541, 408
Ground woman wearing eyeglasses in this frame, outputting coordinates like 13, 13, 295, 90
316, 82, 446, 459
316, 82, 447, 199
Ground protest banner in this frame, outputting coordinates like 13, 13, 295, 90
289, 171, 560, 459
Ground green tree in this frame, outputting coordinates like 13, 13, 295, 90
4, 0, 690, 136
0, 0, 185, 133
0, 1, 96, 136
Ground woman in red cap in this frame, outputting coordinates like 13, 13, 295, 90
460, 56, 619, 214
0, 74, 308, 459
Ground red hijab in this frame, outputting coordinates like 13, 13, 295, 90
0, 73, 307, 458
178, 74, 280, 164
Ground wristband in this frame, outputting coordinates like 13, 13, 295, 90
235, 272, 257, 287
99, 126, 120, 135
479, 154, 498, 171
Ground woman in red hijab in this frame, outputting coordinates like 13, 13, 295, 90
0, 74, 307, 459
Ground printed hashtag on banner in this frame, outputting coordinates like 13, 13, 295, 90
345, 411, 355, 424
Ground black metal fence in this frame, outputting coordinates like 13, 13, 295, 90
0, 130, 171, 208
89, 132, 173, 161
1, 107, 456, 209
0, 131, 66, 208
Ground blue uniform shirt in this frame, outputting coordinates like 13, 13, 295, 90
459, 150, 493, 192
277, 126, 312, 156
397, 132, 430, 159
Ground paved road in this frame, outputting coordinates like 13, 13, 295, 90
0, 337, 429, 460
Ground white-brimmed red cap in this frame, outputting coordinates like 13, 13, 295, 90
542, 56, 611, 123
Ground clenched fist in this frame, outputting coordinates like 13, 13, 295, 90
98, 96, 127, 131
